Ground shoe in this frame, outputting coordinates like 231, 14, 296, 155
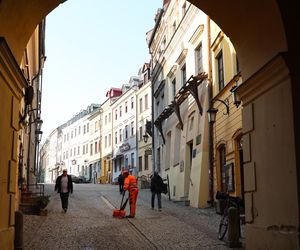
126, 215, 135, 218
64, 208, 67, 213
158, 208, 162, 212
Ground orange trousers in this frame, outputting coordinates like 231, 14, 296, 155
129, 188, 138, 216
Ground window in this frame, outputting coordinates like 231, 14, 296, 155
108, 113, 111, 122
236, 55, 240, 73
115, 109, 118, 120
172, 21, 176, 34
131, 121, 134, 136
74, 147, 76, 156
195, 43, 203, 74
105, 115, 107, 125
90, 144, 93, 155
157, 147, 161, 172
172, 78, 176, 98
139, 156, 143, 171
139, 98, 143, 113
75, 128, 77, 137
67, 133, 69, 141
182, 1, 187, 16
87, 123, 89, 133
181, 64, 186, 87
119, 129, 122, 142
125, 102, 128, 113
71, 131, 73, 139
78, 126, 81, 135
64, 135, 66, 142
145, 154, 149, 170
84, 125, 86, 134
139, 126, 143, 141
86, 144, 88, 154
95, 142, 98, 153
115, 132, 118, 144
131, 97, 134, 109
78, 146, 80, 155
83, 145, 85, 154
109, 134, 111, 146
145, 94, 148, 110
217, 51, 224, 91
131, 153, 134, 168
70, 149, 72, 157
119, 106, 122, 117
105, 136, 107, 148
125, 156, 129, 168
125, 125, 128, 139
66, 151, 68, 159
174, 127, 181, 165
189, 116, 194, 131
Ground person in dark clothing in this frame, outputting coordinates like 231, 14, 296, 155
118, 173, 124, 194
150, 171, 164, 211
55, 169, 73, 213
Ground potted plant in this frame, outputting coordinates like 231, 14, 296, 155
37, 195, 50, 216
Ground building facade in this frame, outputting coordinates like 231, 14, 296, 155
111, 78, 139, 182
149, 1, 211, 208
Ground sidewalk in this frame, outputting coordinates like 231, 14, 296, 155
23, 184, 245, 249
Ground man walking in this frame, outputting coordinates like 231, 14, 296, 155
118, 172, 124, 194
55, 169, 73, 213
123, 169, 138, 218
151, 171, 164, 211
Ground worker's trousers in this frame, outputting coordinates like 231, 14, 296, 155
129, 187, 138, 217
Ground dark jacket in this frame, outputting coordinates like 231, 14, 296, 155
118, 174, 124, 184
55, 174, 73, 193
151, 173, 164, 193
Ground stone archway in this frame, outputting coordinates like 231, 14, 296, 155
0, 1, 299, 249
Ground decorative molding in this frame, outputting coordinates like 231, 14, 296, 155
176, 48, 188, 65
189, 24, 204, 45
211, 31, 224, 52
167, 65, 177, 78
0, 37, 28, 99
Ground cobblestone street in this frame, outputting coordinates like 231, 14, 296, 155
24, 184, 245, 250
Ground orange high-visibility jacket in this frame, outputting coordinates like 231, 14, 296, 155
124, 175, 138, 190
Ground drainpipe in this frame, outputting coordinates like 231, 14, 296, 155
207, 16, 214, 205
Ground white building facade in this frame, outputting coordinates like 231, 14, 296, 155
149, 1, 210, 208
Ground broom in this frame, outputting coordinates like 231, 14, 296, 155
112, 191, 128, 218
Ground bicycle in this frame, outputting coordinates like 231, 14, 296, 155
216, 191, 244, 240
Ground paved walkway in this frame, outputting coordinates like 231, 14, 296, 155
23, 184, 245, 249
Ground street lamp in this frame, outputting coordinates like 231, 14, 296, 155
143, 133, 149, 143
230, 85, 241, 108
207, 99, 229, 124
207, 108, 218, 123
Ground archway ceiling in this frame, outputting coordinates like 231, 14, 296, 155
0, 0, 287, 80
189, 0, 287, 80
0, 0, 64, 63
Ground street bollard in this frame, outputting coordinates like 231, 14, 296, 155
227, 206, 242, 248
15, 210, 23, 250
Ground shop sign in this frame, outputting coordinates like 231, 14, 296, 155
120, 143, 130, 152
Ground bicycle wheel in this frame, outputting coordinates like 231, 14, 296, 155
218, 215, 228, 240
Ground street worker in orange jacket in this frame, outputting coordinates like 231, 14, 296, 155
123, 169, 138, 218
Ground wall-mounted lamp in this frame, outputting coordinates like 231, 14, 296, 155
207, 99, 229, 124
230, 85, 241, 108
143, 133, 149, 143
35, 130, 43, 143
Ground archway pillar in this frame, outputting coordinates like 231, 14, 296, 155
237, 53, 299, 249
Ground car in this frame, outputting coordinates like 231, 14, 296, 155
70, 175, 87, 183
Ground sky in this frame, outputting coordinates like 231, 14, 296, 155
41, 0, 162, 141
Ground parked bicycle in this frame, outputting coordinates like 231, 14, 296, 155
216, 191, 244, 240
